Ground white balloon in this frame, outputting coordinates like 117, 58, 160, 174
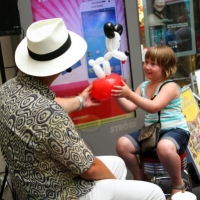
91, 26, 129, 79
103, 60, 111, 76
88, 59, 95, 66
112, 50, 127, 60
95, 57, 104, 65
106, 38, 112, 52
104, 52, 112, 60
93, 64, 105, 78
112, 32, 121, 50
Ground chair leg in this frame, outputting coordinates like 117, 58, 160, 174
182, 169, 193, 192
146, 170, 193, 199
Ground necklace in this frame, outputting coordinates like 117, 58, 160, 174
154, 11, 163, 20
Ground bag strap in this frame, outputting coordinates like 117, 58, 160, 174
151, 80, 173, 123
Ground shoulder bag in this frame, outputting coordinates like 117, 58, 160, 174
138, 81, 172, 154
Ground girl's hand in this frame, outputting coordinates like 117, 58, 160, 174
111, 80, 132, 99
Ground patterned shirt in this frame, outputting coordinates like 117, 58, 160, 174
140, 80, 189, 133
0, 71, 95, 200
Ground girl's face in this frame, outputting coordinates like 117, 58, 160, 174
153, 0, 165, 12
143, 59, 164, 81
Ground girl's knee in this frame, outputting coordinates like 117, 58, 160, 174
116, 137, 134, 155
157, 140, 176, 155
116, 137, 127, 153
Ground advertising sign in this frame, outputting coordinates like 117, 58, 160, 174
142, 0, 196, 57
30, 0, 134, 129
181, 86, 200, 179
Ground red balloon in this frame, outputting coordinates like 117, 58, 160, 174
91, 73, 123, 101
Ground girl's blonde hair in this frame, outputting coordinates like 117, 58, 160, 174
145, 46, 177, 79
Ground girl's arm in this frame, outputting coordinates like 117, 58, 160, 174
112, 81, 180, 113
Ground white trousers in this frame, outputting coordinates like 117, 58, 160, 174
78, 156, 165, 200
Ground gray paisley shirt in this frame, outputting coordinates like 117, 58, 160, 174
0, 71, 95, 200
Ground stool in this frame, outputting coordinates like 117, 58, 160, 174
140, 152, 193, 198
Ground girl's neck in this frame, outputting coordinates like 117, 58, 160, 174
149, 78, 167, 85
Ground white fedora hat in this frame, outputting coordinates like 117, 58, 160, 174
15, 18, 87, 77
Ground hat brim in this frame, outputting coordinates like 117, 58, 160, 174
15, 31, 87, 77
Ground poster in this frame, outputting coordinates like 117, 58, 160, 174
181, 86, 200, 179
30, 0, 134, 129
142, 0, 196, 57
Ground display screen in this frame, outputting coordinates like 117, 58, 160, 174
81, 7, 122, 78
30, 0, 134, 128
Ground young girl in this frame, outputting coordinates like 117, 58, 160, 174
111, 45, 190, 197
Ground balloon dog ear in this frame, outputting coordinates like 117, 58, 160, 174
114, 24, 123, 35
104, 22, 123, 38
104, 22, 115, 39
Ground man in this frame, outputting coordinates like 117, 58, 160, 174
0, 18, 165, 200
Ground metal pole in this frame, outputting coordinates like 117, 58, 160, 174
0, 41, 6, 84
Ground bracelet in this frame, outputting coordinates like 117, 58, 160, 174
76, 96, 84, 111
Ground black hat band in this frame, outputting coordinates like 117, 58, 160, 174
28, 34, 71, 61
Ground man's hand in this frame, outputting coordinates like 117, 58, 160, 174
79, 84, 101, 108
55, 84, 101, 113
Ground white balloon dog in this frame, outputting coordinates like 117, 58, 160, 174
88, 22, 129, 79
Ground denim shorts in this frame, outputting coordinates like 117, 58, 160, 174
125, 128, 190, 154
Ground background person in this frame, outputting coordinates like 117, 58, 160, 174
0, 18, 165, 200
175, 15, 192, 52
148, 0, 166, 27
111, 46, 190, 197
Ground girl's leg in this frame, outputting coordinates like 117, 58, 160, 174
157, 128, 189, 196
79, 179, 165, 200
156, 139, 184, 196
116, 136, 146, 180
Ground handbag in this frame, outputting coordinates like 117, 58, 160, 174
138, 111, 161, 154
138, 80, 172, 154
